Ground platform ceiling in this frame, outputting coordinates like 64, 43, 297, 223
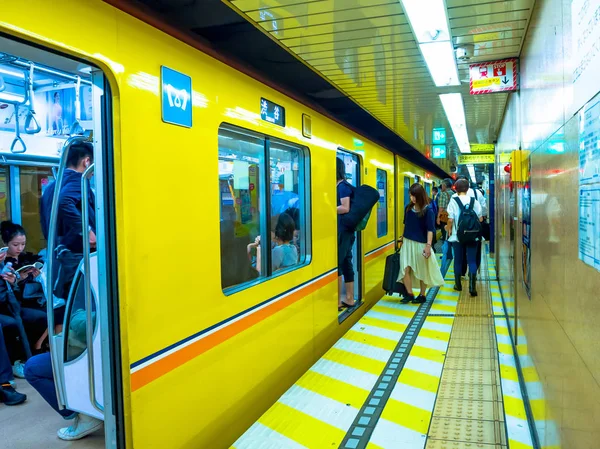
127, 0, 534, 179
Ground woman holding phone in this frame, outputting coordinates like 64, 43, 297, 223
0, 222, 49, 378
397, 184, 444, 303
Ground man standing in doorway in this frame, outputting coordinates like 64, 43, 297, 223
40, 141, 96, 299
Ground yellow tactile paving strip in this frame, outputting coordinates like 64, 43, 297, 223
425, 274, 509, 449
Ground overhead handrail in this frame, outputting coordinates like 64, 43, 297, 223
82, 163, 102, 413
46, 135, 90, 408
24, 64, 41, 135
10, 104, 26, 154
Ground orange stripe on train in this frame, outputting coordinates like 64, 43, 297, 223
130, 271, 337, 391
364, 241, 394, 263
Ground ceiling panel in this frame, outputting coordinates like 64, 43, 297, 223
224, 0, 534, 171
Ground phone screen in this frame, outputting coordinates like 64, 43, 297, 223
0, 247, 8, 254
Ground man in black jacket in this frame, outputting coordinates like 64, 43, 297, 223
41, 142, 95, 299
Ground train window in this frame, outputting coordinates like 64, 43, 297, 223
0, 167, 11, 222
219, 126, 265, 289
269, 139, 308, 269
20, 166, 54, 254
376, 169, 387, 237
218, 124, 310, 293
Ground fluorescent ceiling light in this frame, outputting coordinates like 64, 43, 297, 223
0, 67, 25, 79
439, 93, 471, 153
401, 0, 450, 43
420, 41, 460, 87
467, 164, 477, 182
0, 92, 25, 103
400, 0, 460, 87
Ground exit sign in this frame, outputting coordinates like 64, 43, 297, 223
432, 145, 446, 158
432, 128, 446, 144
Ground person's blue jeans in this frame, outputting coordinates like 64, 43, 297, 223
452, 242, 478, 277
0, 324, 13, 384
441, 239, 453, 269
24, 353, 75, 419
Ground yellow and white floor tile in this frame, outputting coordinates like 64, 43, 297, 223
233, 247, 539, 449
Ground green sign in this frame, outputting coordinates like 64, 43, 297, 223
432, 128, 446, 144
432, 145, 446, 158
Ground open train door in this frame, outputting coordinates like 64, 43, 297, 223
44, 69, 123, 448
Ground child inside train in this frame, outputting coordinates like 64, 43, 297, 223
247, 213, 298, 273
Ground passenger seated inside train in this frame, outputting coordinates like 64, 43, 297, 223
283, 206, 301, 253
25, 294, 103, 440
0, 221, 51, 379
247, 213, 298, 273
0, 323, 27, 406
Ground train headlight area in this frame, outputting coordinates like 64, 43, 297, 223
0, 1, 597, 448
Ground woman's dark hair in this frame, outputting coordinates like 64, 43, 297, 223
1, 221, 26, 244
455, 179, 470, 193
406, 183, 429, 217
275, 213, 295, 242
336, 158, 346, 182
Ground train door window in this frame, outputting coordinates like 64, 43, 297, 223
425, 182, 431, 197
269, 139, 309, 269
376, 169, 387, 237
337, 149, 361, 318
20, 166, 54, 253
218, 124, 310, 293
0, 167, 11, 222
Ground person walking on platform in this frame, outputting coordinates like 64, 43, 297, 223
446, 179, 483, 296
397, 183, 444, 304
451, 176, 486, 277
436, 179, 453, 241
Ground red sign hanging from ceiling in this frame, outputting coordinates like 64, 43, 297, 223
469, 58, 518, 95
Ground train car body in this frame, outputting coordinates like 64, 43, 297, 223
0, 2, 441, 447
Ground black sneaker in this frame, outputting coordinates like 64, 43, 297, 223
412, 295, 426, 304
401, 295, 414, 304
0, 383, 27, 405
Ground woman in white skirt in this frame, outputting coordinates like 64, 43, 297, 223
398, 183, 444, 303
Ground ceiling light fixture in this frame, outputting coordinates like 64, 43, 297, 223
400, 0, 450, 43
0, 92, 25, 103
420, 41, 460, 86
467, 164, 477, 182
0, 67, 25, 79
439, 93, 471, 153
401, 0, 460, 87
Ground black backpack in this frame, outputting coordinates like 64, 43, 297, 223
340, 181, 380, 231
454, 196, 481, 244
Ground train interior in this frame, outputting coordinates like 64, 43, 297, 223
0, 36, 112, 449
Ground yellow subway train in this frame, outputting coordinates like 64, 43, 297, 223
0, 2, 443, 447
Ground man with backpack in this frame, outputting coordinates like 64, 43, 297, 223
446, 179, 483, 296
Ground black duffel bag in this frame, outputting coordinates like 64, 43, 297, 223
340, 182, 380, 231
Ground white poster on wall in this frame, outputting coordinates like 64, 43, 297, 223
572, 0, 600, 112
578, 98, 600, 271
